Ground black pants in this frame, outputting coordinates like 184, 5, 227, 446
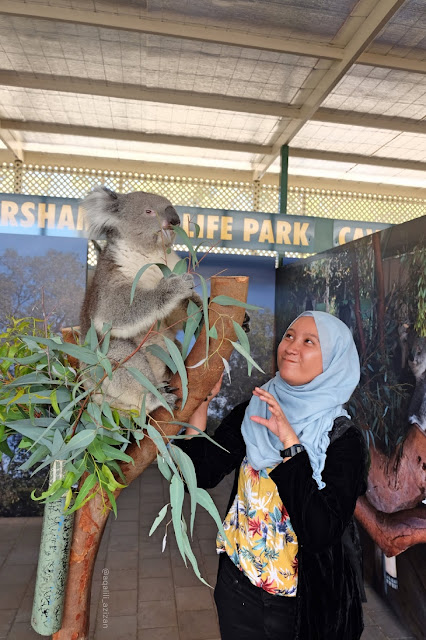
214, 553, 297, 640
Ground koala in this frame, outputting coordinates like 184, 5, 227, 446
408, 336, 426, 432
80, 186, 201, 414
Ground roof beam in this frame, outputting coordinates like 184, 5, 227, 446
253, 0, 406, 179
312, 109, 426, 135
0, 0, 342, 61
0, 71, 425, 136
0, 0, 423, 74
0, 70, 299, 118
0, 119, 272, 154
290, 147, 426, 173
0, 126, 24, 161
4, 118, 424, 173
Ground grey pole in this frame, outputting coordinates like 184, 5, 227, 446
31, 460, 74, 636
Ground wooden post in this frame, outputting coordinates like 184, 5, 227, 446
53, 275, 249, 640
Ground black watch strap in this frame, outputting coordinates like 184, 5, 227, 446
280, 443, 305, 458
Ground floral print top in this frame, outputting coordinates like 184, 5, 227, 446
216, 456, 298, 596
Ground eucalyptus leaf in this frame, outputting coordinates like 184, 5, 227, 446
172, 258, 188, 275
156, 454, 172, 481
172, 225, 198, 267
130, 263, 155, 304
210, 295, 262, 311
164, 337, 188, 409
181, 300, 202, 360
232, 321, 252, 375
127, 367, 174, 415
172, 446, 198, 535
146, 344, 177, 375
196, 487, 230, 545
230, 341, 265, 374
170, 475, 187, 566
149, 504, 169, 536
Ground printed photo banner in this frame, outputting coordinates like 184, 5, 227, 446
0, 193, 390, 253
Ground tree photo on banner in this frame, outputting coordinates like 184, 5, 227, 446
0, 234, 87, 517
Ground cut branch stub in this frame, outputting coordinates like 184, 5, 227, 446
53, 274, 249, 640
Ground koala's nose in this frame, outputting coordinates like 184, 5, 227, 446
165, 206, 180, 226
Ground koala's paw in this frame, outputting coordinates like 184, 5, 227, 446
168, 273, 195, 300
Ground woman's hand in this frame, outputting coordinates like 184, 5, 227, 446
250, 387, 300, 449
184, 373, 224, 438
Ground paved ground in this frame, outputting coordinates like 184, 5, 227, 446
0, 464, 416, 640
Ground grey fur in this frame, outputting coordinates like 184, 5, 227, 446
80, 186, 201, 413
408, 336, 426, 432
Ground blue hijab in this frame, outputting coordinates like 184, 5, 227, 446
241, 311, 360, 489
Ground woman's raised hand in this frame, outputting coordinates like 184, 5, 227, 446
250, 387, 300, 449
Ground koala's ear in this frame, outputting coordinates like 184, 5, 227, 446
81, 186, 120, 237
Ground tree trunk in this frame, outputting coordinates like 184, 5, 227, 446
365, 424, 426, 514
355, 496, 426, 557
53, 275, 249, 640
372, 232, 386, 355
350, 247, 366, 359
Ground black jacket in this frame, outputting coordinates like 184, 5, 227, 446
178, 401, 368, 640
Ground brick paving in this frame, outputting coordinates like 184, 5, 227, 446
0, 465, 416, 640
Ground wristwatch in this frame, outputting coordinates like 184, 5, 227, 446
280, 443, 305, 458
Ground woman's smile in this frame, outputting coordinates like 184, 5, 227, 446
278, 316, 323, 385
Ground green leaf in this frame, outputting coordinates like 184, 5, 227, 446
100, 323, 112, 355
14, 352, 46, 365
172, 446, 198, 535
87, 401, 102, 426
232, 320, 252, 375
196, 487, 230, 545
104, 487, 118, 518
146, 424, 178, 475
170, 475, 186, 566
130, 263, 155, 304
196, 274, 210, 361
155, 263, 172, 278
149, 504, 169, 536
230, 341, 265, 374
31, 478, 63, 501
209, 325, 218, 339
164, 337, 188, 409
157, 453, 172, 481
127, 367, 174, 415
98, 441, 134, 464
172, 225, 199, 267
181, 300, 202, 360
19, 445, 50, 471
107, 460, 127, 484
85, 320, 98, 351
97, 350, 113, 379
182, 529, 210, 587
172, 258, 188, 275
62, 429, 97, 456
210, 295, 262, 311
67, 473, 98, 513
146, 344, 177, 375
23, 336, 100, 365
170, 422, 229, 452
51, 389, 61, 415
88, 437, 108, 462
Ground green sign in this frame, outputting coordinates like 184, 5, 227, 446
0, 193, 390, 252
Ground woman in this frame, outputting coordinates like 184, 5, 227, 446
178, 310, 368, 640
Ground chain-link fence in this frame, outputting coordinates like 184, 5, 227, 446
1, 162, 425, 226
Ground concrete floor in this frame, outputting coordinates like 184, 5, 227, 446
0, 465, 416, 640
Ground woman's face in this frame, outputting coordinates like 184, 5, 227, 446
277, 316, 323, 385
